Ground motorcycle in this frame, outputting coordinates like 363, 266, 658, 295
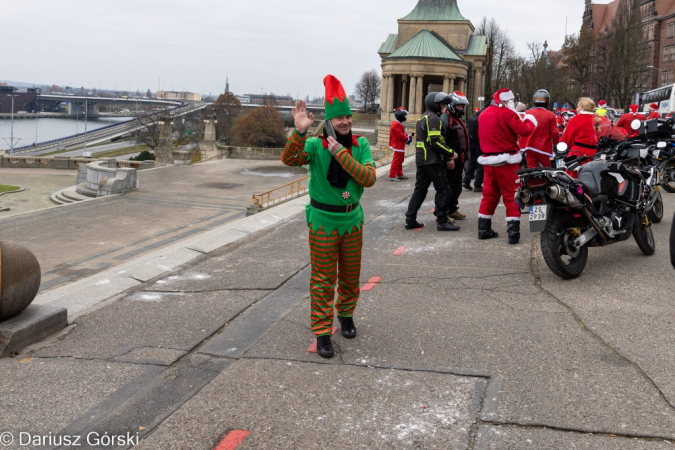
517, 120, 656, 279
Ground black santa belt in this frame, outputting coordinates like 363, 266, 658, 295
310, 198, 359, 213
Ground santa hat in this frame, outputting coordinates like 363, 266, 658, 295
628, 104, 639, 114
598, 100, 607, 108
649, 103, 658, 111
394, 106, 408, 114
560, 107, 568, 113
323, 75, 352, 120
475, 107, 480, 112
493, 88, 514, 107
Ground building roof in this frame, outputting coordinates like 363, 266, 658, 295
378, 34, 398, 54
466, 35, 487, 56
387, 29, 463, 61
400, 0, 468, 22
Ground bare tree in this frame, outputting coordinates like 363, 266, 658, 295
261, 94, 278, 106
477, 17, 516, 98
206, 92, 242, 145
354, 69, 381, 113
605, 0, 649, 108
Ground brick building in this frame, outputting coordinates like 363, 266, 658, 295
583, 0, 675, 92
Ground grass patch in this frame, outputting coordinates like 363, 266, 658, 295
0, 185, 20, 193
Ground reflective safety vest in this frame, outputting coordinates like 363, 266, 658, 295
414, 111, 454, 166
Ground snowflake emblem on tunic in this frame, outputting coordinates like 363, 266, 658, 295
342, 191, 351, 200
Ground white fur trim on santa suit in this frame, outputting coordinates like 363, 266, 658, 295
521, 146, 554, 157
478, 152, 523, 166
506, 217, 521, 222
389, 146, 406, 153
478, 213, 493, 219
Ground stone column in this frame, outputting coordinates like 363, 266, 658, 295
380, 75, 389, 113
154, 116, 173, 166
443, 76, 450, 94
409, 77, 417, 113
387, 75, 396, 114
449, 77, 455, 94
458, 78, 465, 93
401, 75, 408, 110
415, 76, 424, 114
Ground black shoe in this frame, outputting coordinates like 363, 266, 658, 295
473, 185, 483, 192
437, 220, 460, 231
405, 219, 424, 230
507, 221, 520, 245
316, 334, 334, 358
337, 316, 357, 339
478, 217, 499, 239
397, 175, 409, 180
462, 182, 472, 190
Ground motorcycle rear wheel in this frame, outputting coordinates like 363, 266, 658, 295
633, 215, 656, 255
541, 212, 588, 279
661, 162, 675, 193
647, 190, 664, 224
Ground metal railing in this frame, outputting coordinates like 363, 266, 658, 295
250, 143, 415, 210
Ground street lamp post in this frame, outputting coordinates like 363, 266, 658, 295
6, 94, 20, 154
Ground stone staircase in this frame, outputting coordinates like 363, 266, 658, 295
50, 185, 97, 205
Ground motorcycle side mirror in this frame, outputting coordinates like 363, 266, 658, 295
556, 142, 568, 154
658, 141, 668, 149
630, 119, 641, 131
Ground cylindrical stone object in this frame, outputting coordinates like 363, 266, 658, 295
0, 241, 41, 321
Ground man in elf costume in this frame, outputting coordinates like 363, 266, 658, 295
281, 75, 376, 359
477, 88, 537, 244
388, 107, 413, 182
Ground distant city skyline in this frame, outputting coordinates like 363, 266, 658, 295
2, 1, 600, 100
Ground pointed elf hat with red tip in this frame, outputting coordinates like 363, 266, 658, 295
324, 75, 352, 120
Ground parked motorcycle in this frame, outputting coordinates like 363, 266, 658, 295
517, 121, 655, 279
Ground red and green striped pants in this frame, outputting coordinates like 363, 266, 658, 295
309, 224, 363, 336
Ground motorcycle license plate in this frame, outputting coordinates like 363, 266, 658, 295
529, 205, 550, 232
556, 159, 566, 169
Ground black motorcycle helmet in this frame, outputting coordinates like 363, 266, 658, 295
424, 92, 451, 114
533, 89, 550, 108
394, 107, 408, 122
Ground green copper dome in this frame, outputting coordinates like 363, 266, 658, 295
400, 0, 468, 22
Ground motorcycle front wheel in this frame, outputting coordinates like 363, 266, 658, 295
647, 190, 664, 224
661, 162, 675, 193
541, 212, 588, 279
633, 215, 656, 255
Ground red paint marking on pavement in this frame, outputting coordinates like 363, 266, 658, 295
368, 276, 382, 283
307, 327, 338, 353
213, 430, 250, 450
415, 226, 424, 231
361, 283, 376, 291
429, 208, 435, 214
392, 246, 407, 256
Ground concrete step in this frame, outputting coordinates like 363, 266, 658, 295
50, 186, 92, 205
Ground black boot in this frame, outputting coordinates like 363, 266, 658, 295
478, 218, 499, 239
405, 218, 424, 230
437, 218, 460, 231
316, 334, 334, 358
337, 316, 357, 339
507, 220, 520, 245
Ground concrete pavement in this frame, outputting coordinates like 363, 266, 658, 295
1, 157, 675, 448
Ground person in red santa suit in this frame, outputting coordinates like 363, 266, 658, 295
647, 103, 662, 120
388, 107, 413, 181
521, 89, 560, 169
556, 107, 567, 132
561, 97, 599, 178
477, 88, 537, 244
616, 104, 646, 138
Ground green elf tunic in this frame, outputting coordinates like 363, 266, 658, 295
282, 129, 376, 235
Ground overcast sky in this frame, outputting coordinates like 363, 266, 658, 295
2, 0, 614, 99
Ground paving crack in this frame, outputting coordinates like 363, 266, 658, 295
529, 236, 675, 410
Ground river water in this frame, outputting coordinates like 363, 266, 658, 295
0, 117, 132, 149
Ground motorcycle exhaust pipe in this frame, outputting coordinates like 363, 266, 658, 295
516, 188, 532, 204
546, 184, 583, 207
546, 185, 566, 202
